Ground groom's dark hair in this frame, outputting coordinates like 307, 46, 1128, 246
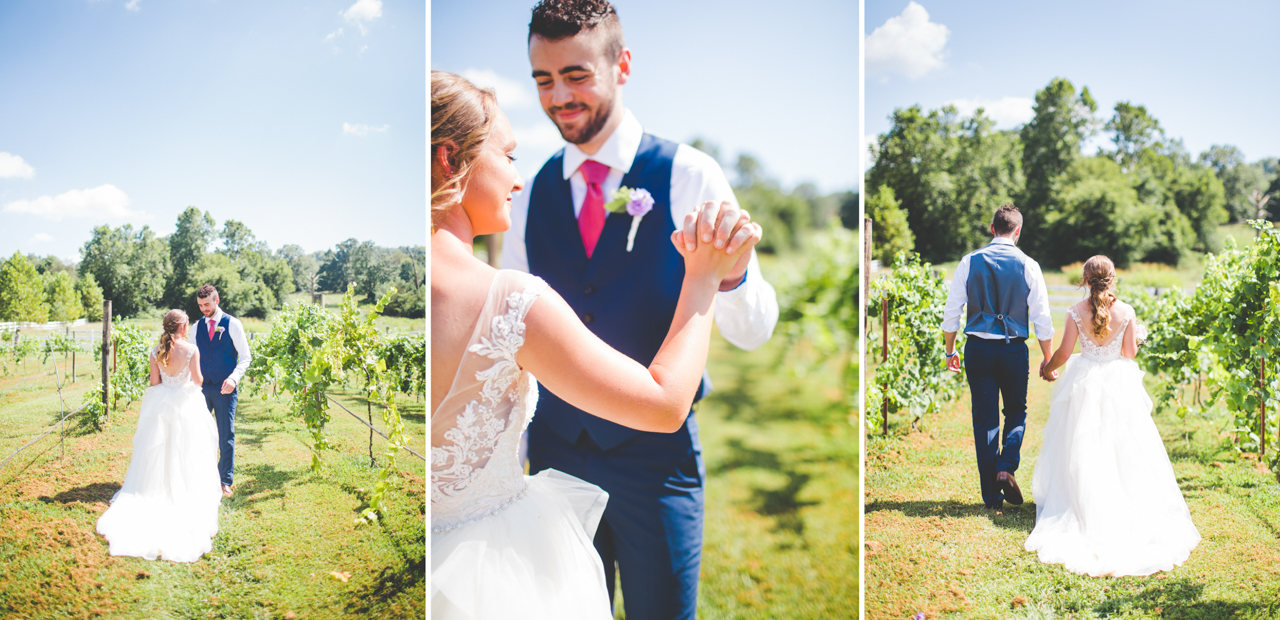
992, 205, 1022, 236
529, 0, 625, 62
196, 284, 219, 300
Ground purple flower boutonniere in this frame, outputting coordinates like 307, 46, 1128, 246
604, 187, 654, 252
215, 325, 226, 340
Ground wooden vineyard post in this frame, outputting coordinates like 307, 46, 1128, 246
102, 302, 112, 415
1261, 342, 1267, 457
864, 217, 873, 316
71, 350, 76, 384
882, 296, 889, 436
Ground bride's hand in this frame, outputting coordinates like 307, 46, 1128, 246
672, 202, 762, 284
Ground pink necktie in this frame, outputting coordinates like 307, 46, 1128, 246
578, 160, 611, 258
208, 318, 216, 340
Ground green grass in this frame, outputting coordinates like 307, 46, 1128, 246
689, 313, 858, 617
0, 355, 426, 619
864, 314, 1280, 620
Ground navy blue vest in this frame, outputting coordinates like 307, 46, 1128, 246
526, 133, 708, 450
195, 314, 237, 386
964, 242, 1031, 342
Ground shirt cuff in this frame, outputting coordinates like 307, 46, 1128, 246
718, 267, 748, 293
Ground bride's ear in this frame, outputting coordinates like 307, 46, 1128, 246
435, 142, 458, 178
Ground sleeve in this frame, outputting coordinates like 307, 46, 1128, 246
1025, 258, 1055, 341
672, 144, 778, 351
940, 255, 971, 332
228, 318, 252, 384
500, 186, 531, 273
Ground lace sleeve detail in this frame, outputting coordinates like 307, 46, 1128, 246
1066, 306, 1082, 329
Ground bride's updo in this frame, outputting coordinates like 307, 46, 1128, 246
431, 70, 498, 232
157, 309, 188, 367
1081, 255, 1117, 337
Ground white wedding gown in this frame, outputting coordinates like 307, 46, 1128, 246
1025, 304, 1200, 576
432, 270, 612, 620
95, 346, 221, 563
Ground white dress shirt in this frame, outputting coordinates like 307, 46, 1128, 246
940, 236, 1055, 341
503, 109, 779, 351
189, 307, 253, 384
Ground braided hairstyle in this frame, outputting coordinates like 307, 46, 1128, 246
1081, 255, 1117, 338
157, 309, 189, 367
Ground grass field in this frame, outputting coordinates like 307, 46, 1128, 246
0, 350, 426, 619
864, 311, 1280, 620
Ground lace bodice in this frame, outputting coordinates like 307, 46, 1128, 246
1068, 305, 1131, 362
431, 271, 548, 534
152, 346, 194, 387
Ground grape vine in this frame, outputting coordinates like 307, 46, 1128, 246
1133, 221, 1280, 478
866, 252, 965, 433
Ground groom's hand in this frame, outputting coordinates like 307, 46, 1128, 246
221, 378, 236, 394
681, 201, 761, 290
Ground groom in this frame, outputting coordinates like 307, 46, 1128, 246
941, 206, 1054, 509
191, 284, 252, 499
502, 1, 779, 617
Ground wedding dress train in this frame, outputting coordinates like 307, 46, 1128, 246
95, 346, 221, 562
1025, 305, 1200, 576
432, 270, 612, 620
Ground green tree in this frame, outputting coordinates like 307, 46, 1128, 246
1019, 78, 1097, 253
866, 105, 1023, 262
164, 207, 216, 309
318, 238, 359, 292
1200, 145, 1272, 222
44, 271, 82, 322
866, 185, 914, 263
0, 252, 49, 322
79, 224, 171, 317
76, 272, 105, 321
280, 244, 321, 293
1105, 102, 1163, 171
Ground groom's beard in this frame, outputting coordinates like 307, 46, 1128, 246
548, 95, 615, 145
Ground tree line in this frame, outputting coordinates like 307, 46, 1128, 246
0, 207, 425, 324
867, 77, 1279, 268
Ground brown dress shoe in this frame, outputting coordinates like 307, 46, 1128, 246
221, 484, 234, 498
997, 471, 1023, 505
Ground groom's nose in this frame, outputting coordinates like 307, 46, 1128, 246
549, 81, 574, 108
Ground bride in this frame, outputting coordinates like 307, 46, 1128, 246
96, 309, 221, 563
431, 71, 756, 618
1026, 255, 1200, 577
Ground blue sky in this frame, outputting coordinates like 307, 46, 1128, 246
0, 0, 425, 263
865, 0, 1280, 167
431, 0, 859, 196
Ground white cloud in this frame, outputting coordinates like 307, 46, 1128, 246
2, 184, 142, 221
512, 123, 567, 182
342, 0, 382, 34
325, 28, 343, 44
125, 0, 140, 12
946, 96, 1035, 128
866, 2, 950, 80
461, 68, 536, 110
28, 233, 53, 246
343, 122, 389, 137
0, 152, 35, 179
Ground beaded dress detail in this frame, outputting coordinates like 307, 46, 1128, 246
1026, 302, 1200, 576
431, 270, 611, 620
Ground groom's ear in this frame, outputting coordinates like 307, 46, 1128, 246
615, 48, 631, 86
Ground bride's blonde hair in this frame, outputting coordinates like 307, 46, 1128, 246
157, 309, 188, 367
431, 70, 498, 233
1081, 255, 1117, 337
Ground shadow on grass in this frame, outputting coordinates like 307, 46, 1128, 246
39, 481, 120, 505
231, 463, 304, 507
1090, 577, 1280, 620
865, 499, 1036, 532
344, 521, 426, 617
709, 438, 818, 538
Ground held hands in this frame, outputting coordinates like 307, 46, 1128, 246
1038, 360, 1058, 382
672, 200, 762, 286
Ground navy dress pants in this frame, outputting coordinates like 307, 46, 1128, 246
963, 337, 1028, 507
203, 385, 238, 486
528, 416, 704, 620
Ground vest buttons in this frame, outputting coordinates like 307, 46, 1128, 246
582, 313, 594, 324
583, 284, 595, 296
997, 314, 1004, 320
